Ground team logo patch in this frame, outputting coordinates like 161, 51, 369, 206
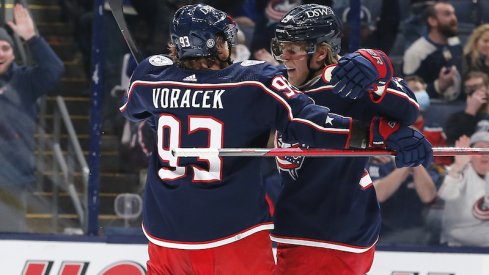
240, 60, 265, 66
206, 39, 215, 48
275, 135, 306, 180
149, 55, 173, 66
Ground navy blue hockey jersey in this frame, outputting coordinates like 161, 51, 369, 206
120, 55, 358, 249
272, 67, 420, 252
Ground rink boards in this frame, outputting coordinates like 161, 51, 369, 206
1, 237, 488, 275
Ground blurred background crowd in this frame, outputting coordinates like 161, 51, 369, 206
2, 0, 489, 249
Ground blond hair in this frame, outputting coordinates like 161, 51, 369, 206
464, 24, 489, 69
318, 42, 340, 65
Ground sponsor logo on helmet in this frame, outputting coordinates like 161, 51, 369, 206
199, 5, 212, 14
305, 8, 329, 18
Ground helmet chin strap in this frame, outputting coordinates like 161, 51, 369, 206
225, 44, 233, 65
216, 43, 233, 65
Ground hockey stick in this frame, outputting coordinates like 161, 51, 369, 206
172, 147, 489, 157
107, 0, 143, 63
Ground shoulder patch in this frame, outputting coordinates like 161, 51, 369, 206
149, 55, 173, 66
240, 60, 265, 67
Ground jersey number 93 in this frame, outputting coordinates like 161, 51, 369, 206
157, 114, 223, 182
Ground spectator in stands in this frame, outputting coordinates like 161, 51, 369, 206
463, 23, 489, 77
406, 75, 431, 115
367, 154, 438, 245
439, 131, 489, 247
366, 75, 443, 245
403, 0, 463, 102
0, 4, 64, 232
406, 75, 451, 167
445, 71, 489, 145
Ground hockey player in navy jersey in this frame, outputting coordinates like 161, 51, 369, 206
120, 4, 432, 275
270, 4, 431, 275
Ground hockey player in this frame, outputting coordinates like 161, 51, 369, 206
270, 4, 429, 274
120, 4, 432, 274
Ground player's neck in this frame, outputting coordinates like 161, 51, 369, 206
183, 59, 230, 70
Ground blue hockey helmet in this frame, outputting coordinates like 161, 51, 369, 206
171, 4, 238, 59
272, 4, 342, 60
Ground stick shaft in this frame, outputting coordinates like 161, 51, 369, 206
172, 147, 489, 157
107, 0, 143, 63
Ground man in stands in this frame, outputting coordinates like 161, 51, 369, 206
403, 0, 463, 102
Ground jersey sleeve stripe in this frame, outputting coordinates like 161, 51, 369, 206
385, 87, 420, 109
120, 80, 351, 134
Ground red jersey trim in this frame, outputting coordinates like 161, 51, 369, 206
270, 234, 377, 253
143, 222, 274, 250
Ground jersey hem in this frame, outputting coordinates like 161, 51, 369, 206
270, 234, 377, 253
143, 222, 274, 250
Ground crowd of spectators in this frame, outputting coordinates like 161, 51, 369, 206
0, 4, 64, 232
439, 132, 489, 246
5, 0, 489, 249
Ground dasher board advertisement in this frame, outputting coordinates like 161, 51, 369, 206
1, 239, 489, 275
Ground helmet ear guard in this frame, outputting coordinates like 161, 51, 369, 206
270, 38, 282, 61
222, 16, 238, 46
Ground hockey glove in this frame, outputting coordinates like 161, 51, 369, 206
330, 49, 393, 99
370, 116, 433, 168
